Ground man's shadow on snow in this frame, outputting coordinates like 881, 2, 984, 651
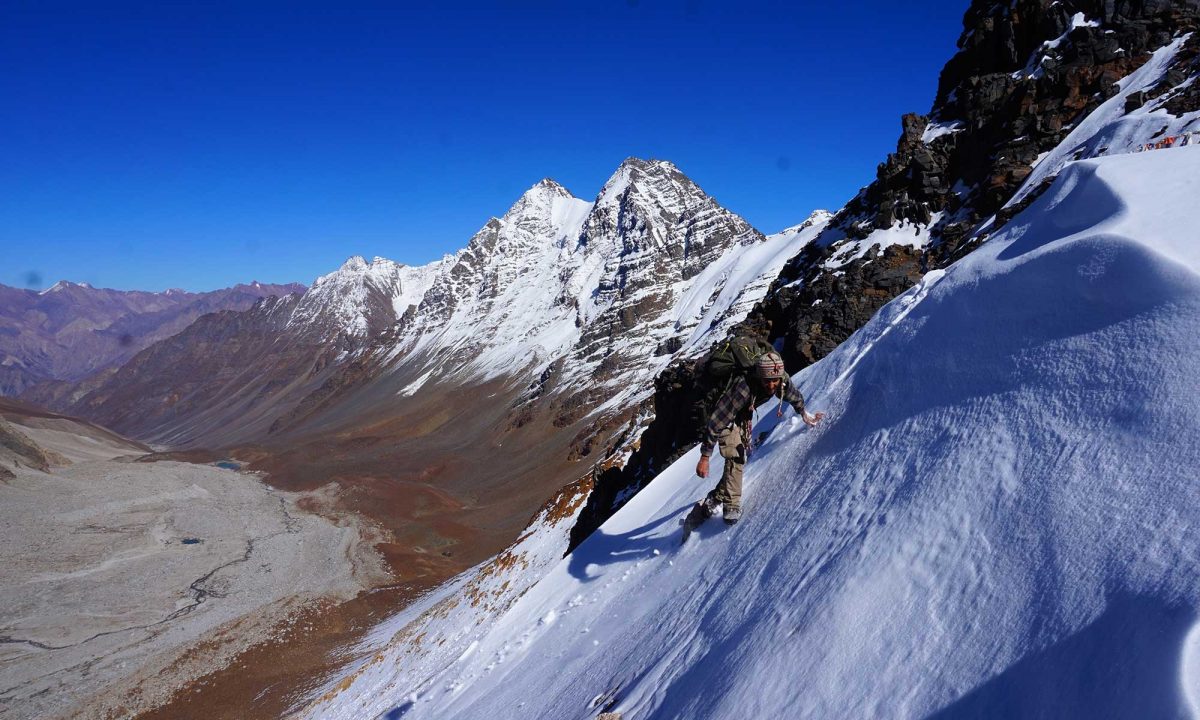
567, 508, 707, 582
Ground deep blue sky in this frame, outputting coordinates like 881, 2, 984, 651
3, 1, 968, 292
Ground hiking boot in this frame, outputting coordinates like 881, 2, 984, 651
723, 505, 742, 525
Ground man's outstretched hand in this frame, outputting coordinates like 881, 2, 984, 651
803, 410, 826, 427
696, 455, 710, 478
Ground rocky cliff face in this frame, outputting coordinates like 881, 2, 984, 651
567, 0, 1200, 552
0, 280, 304, 396
769, 0, 1200, 372
548, 160, 765, 423
827, 0, 1199, 254
569, 160, 761, 374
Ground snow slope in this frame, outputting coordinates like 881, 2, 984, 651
589, 210, 831, 418
306, 145, 1200, 719
675, 210, 833, 353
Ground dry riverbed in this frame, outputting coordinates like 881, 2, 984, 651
0, 431, 389, 720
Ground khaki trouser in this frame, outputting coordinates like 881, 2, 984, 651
707, 423, 745, 511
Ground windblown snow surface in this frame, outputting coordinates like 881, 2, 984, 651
311, 144, 1200, 719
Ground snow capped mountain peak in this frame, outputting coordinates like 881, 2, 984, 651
40, 281, 74, 295
377, 157, 779, 401
314, 256, 406, 287
496, 179, 590, 243
38, 280, 100, 295
299, 157, 766, 361
584, 156, 756, 262
777, 209, 834, 236
594, 157, 693, 211
292, 254, 446, 339
333, 255, 370, 276
528, 177, 574, 199
367, 256, 403, 273
617, 156, 680, 174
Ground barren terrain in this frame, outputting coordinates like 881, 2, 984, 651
0, 407, 389, 720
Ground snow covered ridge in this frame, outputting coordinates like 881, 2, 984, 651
304, 143, 1200, 719
388, 157, 777, 396
301, 479, 592, 719
287, 255, 448, 340
282, 159, 830, 414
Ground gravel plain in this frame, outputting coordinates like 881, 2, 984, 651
0, 424, 388, 720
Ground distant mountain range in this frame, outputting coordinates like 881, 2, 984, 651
27, 159, 819, 452
14, 158, 826, 597
0, 280, 304, 396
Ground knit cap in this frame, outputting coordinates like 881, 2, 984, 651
755, 350, 785, 380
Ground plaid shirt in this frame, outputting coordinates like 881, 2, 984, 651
700, 373, 806, 457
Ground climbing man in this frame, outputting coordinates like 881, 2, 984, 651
688, 349, 824, 530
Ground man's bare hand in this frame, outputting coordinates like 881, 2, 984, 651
696, 455, 710, 478
803, 411, 826, 427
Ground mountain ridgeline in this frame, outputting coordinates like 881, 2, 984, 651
0, 281, 304, 398
23, 157, 825, 587
567, 0, 1200, 552
41, 159, 782, 450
